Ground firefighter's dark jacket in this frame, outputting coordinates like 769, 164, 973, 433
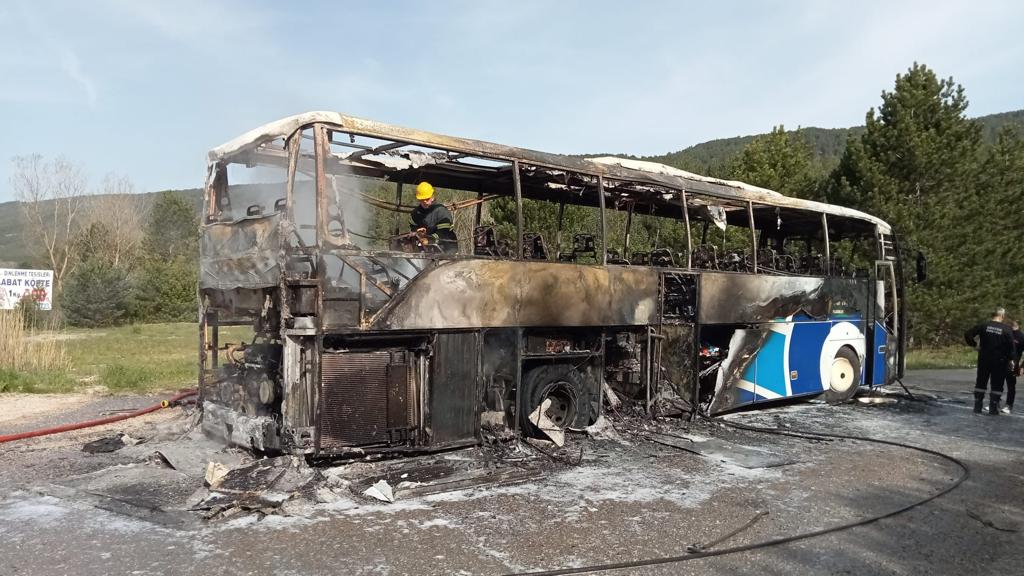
409, 202, 457, 252
964, 320, 1016, 362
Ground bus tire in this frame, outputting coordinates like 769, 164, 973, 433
823, 346, 861, 403
520, 364, 593, 432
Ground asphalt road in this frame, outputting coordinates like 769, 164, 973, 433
0, 370, 1022, 576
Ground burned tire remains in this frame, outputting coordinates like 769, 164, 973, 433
521, 364, 593, 433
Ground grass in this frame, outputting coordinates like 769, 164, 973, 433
1, 322, 251, 394
905, 346, 977, 370
0, 367, 75, 393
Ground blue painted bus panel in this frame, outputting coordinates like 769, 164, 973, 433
710, 317, 867, 413
789, 322, 832, 395
872, 321, 888, 385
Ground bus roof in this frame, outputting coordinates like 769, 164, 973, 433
209, 111, 892, 234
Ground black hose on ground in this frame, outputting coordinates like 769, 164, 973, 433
503, 415, 970, 576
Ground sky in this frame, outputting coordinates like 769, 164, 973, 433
1, 0, 1022, 202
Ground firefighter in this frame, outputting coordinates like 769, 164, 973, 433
409, 181, 458, 253
1003, 319, 1024, 414
964, 307, 1016, 415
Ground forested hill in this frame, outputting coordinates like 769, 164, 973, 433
0, 188, 203, 267
645, 108, 1024, 175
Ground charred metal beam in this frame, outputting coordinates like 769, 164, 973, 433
474, 191, 483, 230
335, 255, 394, 298
822, 213, 831, 270
347, 141, 405, 161
555, 201, 566, 254
513, 329, 523, 434
598, 176, 607, 266
623, 200, 634, 256
285, 130, 300, 223
198, 304, 208, 401
302, 130, 372, 151
393, 182, 403, 236
314, 126, 330, 249
681, 189, 693, 269
513, 160, 524, 260
645, 327, 652, 411
748, 200, 757, 273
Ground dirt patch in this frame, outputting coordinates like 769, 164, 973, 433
0, 393, 92, 426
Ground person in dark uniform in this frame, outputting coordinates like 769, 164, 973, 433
1003, 319, 1024, 414
409, 181, 458, 253
964, 307, 1016, 415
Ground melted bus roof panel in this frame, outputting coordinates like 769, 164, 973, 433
208, 111, 892, 234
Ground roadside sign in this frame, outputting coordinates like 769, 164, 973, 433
0, 268, 54, 310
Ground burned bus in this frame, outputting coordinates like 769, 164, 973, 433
198, 112, 908, 456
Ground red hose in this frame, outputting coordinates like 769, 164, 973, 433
0, 389, 198, 444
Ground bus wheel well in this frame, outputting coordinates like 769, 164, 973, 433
823, 345, 861, 403
520, 364, 594, 433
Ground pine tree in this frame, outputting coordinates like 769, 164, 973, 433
144, 192, 199, 260
829, 63, 984, 345
63, 258, 132, 327
976, 127, 1024, 320
131, 192, 199, 322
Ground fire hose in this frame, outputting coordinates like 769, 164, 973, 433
0, 389, 197, 445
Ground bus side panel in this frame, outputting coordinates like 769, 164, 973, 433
788, 319, 867, 395
871, 321, 888, 386
372, 260, 660, 330
698, 274, 868, 325
709, 317, 867, 414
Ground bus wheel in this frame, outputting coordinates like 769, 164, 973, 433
823, 346, 861, 403
521, 364, 593, 433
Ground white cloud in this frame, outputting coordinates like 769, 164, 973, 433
59, 50, 98, 108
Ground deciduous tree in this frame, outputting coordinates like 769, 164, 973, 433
727, 126, 821, 200
10, 155, 90, 295
81, 175, 149, 269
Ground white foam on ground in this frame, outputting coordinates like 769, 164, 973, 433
417, 517, 456, 529
0, 495, 68, 524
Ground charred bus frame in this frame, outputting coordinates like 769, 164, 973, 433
198, 112, 907, 456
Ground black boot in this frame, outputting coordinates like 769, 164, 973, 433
989, 395, 1001, 415
974, 395, 984, 414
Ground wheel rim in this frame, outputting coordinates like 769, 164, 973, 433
538, 381, 578, 429
830, 356, 855, 393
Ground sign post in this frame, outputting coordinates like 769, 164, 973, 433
0, 269, 55, 310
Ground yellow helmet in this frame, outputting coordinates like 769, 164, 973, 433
415, 181, 434, 201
